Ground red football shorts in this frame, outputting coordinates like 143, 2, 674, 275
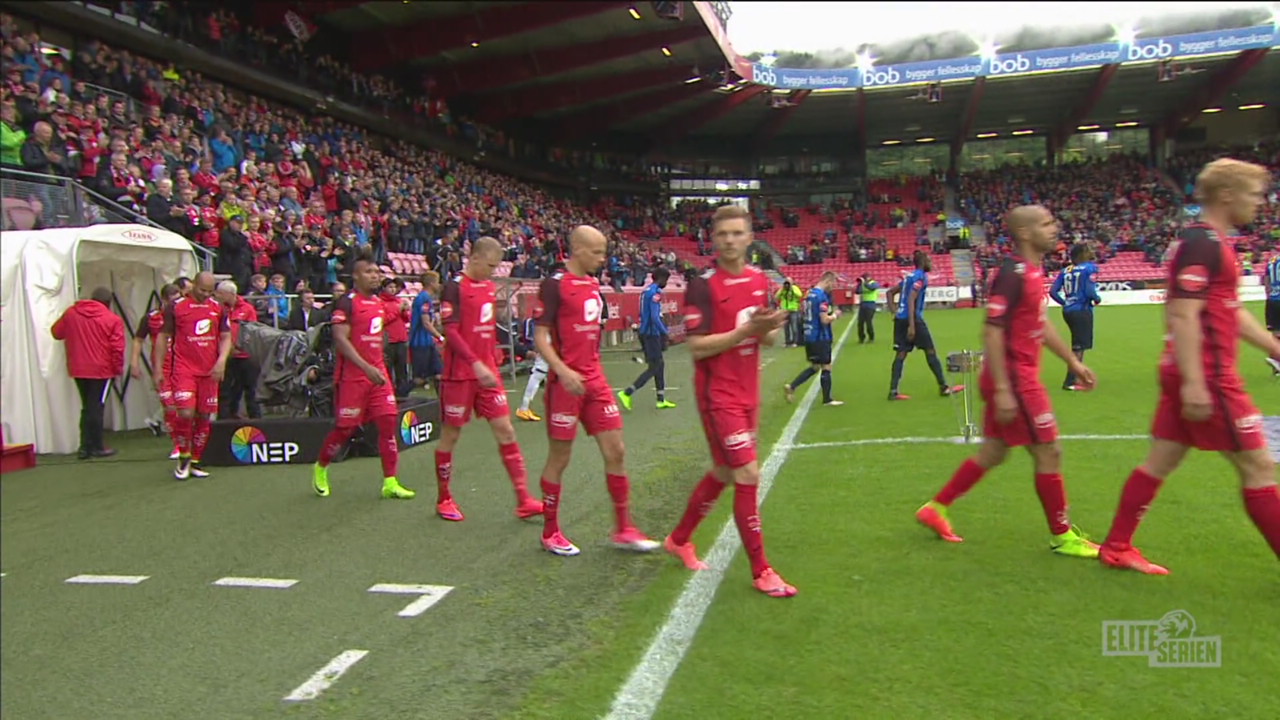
334, 376, 399, 428
699, 404, 760, 470
981, 380, 1058, 447
1151, 374, 1265, 452
172, 375, 219, 415
544, 375, 623, 441
439, 378, 509, 427
157, 373, 175, 408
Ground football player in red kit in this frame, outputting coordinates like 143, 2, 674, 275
311, 254, 415, 499
434, 236, 543, 521
533, 225, 659, 556
662, 205, 797, 598
915, 205, 1100, 557
156, 272, 232, 480
130, 282, 182, 458
1100, 158, 1280, 574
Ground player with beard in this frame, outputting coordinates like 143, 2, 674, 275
916, 206, 1100, 558
1099, 159, 1280, 574
662, 205, 797, 598
311, 254, 416, 500
533, 226, 659, 556
157, 272, 232, 480
434, 236, 543, 521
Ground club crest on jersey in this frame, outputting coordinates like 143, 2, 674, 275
1176, 266, 1210, 293
195, 318, 212, 335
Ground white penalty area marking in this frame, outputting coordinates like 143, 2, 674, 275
283, 649, 369, 702
605, 319, 857, 720
212, 576, 299, 589
785, 433, 1149, 450
65, 574, 149, 585
367, 583, 455, 618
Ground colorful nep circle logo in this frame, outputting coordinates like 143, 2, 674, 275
231, 426, 267, 463
400, 411, 418, 444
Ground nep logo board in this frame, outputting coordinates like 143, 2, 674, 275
230, 426, 300, 464
399, 411, 434, 446
1101, 609, 1221, 668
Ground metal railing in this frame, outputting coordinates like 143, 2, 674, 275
1, 167, 216, 270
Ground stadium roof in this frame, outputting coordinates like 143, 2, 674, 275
293, 1, 1277, 156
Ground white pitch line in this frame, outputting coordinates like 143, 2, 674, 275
282, 649, 369, 702
785, 433, 1149, 450
65, 574, 149, 585
367, 583, 455, 617
212, 577, 298, 589
605, 320, 856, 720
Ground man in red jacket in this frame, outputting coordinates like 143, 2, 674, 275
380, 277, 410, 396
215, 280, 261, 420
52, 287, 126, 460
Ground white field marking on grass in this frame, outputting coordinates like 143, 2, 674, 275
367, 583, 455, 617
64, 574, 149, 585
785, 433, 1149, 450
212, 577, 298, 589
282, 649, 369, 702
605, 320, 856, 720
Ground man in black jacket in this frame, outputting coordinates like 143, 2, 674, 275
215, 215, 251, 291
287, 289, 320, 331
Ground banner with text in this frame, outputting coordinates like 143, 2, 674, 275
749, 24, 1278, 90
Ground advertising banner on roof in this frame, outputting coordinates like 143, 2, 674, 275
749, 24, 1278, 90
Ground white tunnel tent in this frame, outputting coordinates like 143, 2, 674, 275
1, 224, 199, 455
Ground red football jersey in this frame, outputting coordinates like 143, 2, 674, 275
440, 275, 499, 381
683, 264, 771, 411
981, 255, 1047, 386
162, 297, 230, 377
135, 309, 173, 376
535, 270, 605, 381
1160, 222, 1241, 382
330, 291, 389, 381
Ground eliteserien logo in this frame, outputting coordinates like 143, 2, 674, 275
1102, 610, 1221, 668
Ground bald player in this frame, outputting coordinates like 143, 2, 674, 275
916, 205, 1101, 558
434, 236, 544, 521
156, 271, 232, 480
533, 226, 659, 556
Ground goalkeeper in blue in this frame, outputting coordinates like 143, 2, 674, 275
1049, 243, 1102, 391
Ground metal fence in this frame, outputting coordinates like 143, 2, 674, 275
1, 167, 215, 270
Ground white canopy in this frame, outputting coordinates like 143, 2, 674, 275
1, 224, 198, 454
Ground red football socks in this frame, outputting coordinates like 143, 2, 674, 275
1243, 485, 1280, 558
172, 415, 193, 456
1034, 472, 1071, 536
934, 458, 987, 506
191, 416, 211, 461
317, 426, 355, 468
541, 478, 562, 539
499, 442, 532, 502
434, 450, 453, 501
374, 415, 398, 477
671, 472, 726, 546
733, 482, 770, 579
605, 474, 632, 532
1105, 467, 1163, 548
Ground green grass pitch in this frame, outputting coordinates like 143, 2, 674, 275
1, 302, 1274, 720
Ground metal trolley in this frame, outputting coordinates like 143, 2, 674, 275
946, 350, 985, 444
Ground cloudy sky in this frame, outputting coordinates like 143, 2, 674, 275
726, 1, 1277, 56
